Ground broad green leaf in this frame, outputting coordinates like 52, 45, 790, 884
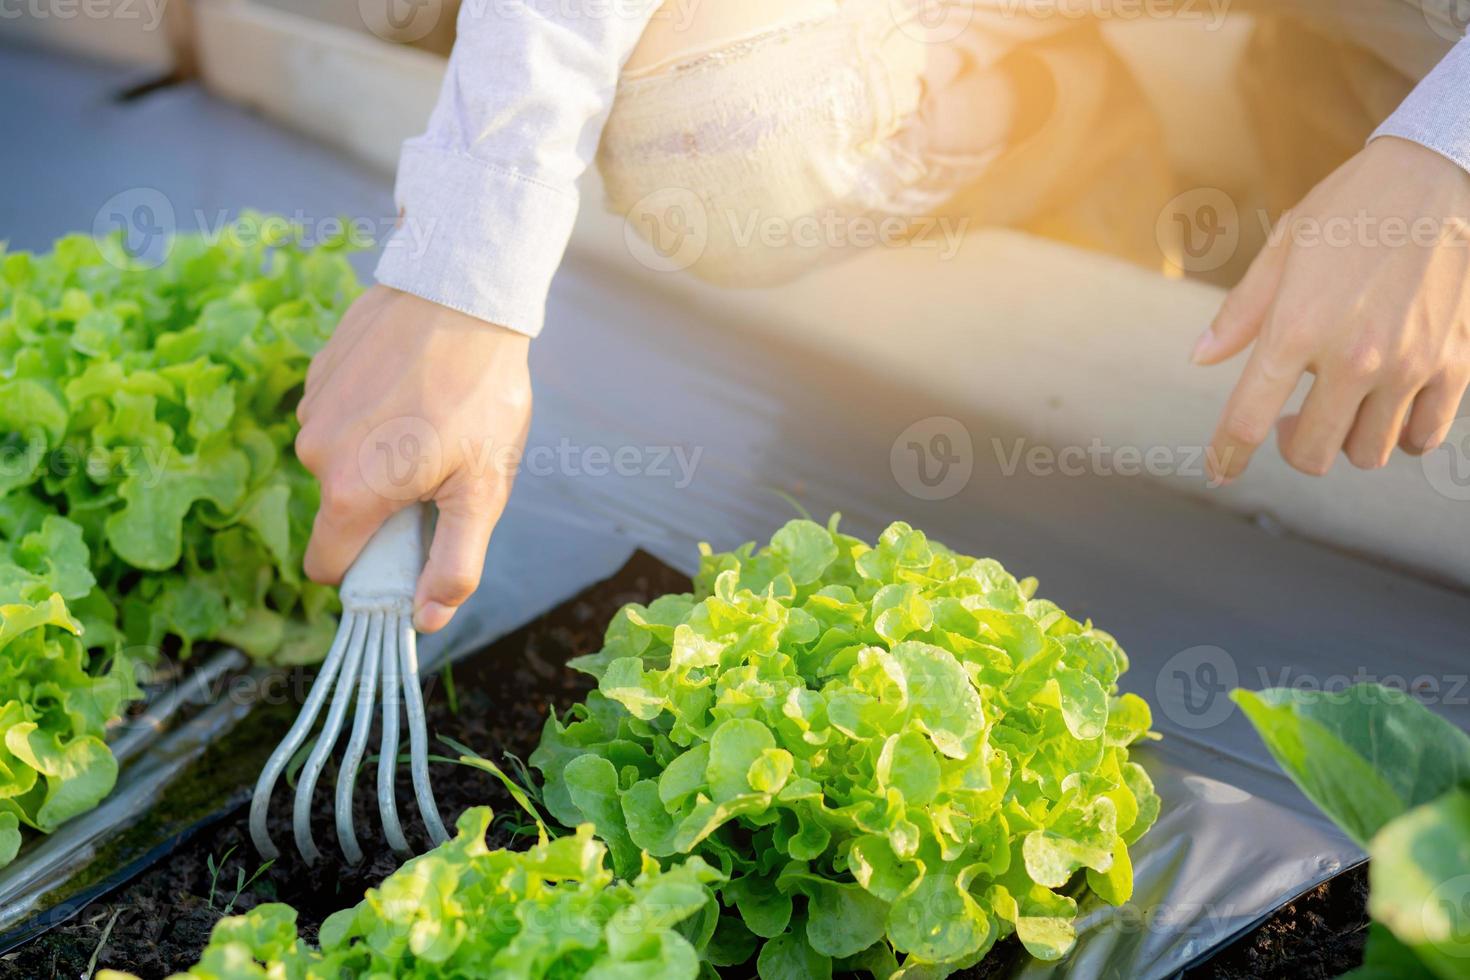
850, 834, 919, 903
725, 874, 793, 939
1340, 922, 1438, 979
1011, 884, 1077, 961
770, 519, 838, 586
707, 718, 776, 802
1234, 686, 1470, 846
796, 876, 890, 959
105, 446, 250, 570
1085, 837, 1133, 906
877, 730, 940, 805
888, 871, 991, 963
1105, 692, 1153, 747
0, 379, 66, 441
623, 778, 677, 856
7, 728, 118, 831
891, 642, 984, 759
1369, 788, 1470, 978
1023, 796, 1117, 888
563, 754, 640, 878
0, 811, 20, 866
1048, 665, 1107, 741
757, 932, 833, 980
748, 748, 794, 794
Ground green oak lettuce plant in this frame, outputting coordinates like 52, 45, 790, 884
0, 511, 135, 864
0, 214, 358, 863
531, 518, 1160, 977
99, 806, 725, 980
0, 212, 355, 663
1235, 684, 1470, 979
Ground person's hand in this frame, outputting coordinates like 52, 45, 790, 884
296, 285, 532, 633
1194, 137, 1470, 482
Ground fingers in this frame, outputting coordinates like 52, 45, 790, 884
412, 483, 508, 634
1278, 371, 1372, 476
1343, 387, 1416, 470
302, 476, 396, 585
299, 291, 386, 424
1208, 341, 1306, 483
300, 323, 369, 423
1194, 235, 1289, 365
1401, 372, 1470, 454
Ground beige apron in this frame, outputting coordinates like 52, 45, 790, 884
598, 0, 1461, 286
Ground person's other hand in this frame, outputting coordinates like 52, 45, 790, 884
296, 285, 532, 633
1194, 137, 1470, 482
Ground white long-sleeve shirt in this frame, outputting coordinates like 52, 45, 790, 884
373, 0, 662, 336
374, 3, 1470, 338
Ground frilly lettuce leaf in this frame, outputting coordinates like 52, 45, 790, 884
0, 213, 357, 662
99, 806, 725, 980
0, 584, 135, 842
0, 215, 359, 866
532, 517, 1160, 976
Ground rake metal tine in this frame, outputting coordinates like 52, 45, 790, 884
335, 610, 384, 865
399, 615, 449, 846
377, 617, 409, 854
291, 612, 372, 865
249, 611, 358, 861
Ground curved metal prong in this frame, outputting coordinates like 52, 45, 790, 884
335, 612, 384, 865
377, 620, 409, 854
249, 612, 358, 860
399, 616, 449, 846
292, 612, 371, 865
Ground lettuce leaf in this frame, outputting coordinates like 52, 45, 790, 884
0, 212, 356, 663
532, 518, 1160, 976
99, 807, 725, 980
0, 215, 359, 863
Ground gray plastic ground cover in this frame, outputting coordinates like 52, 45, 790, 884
7, 39, 1470, 978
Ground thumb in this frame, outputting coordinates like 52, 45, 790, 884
1193, 232, 1289, 366
412, 485, 505, 634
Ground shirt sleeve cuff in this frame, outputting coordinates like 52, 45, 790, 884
372, 143, 580, 338
1372, 37, 1470, 173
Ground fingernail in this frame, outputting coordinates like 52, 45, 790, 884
413, 601, 454, 633
1190, 328, 1218, 365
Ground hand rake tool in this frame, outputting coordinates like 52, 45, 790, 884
249, 503, 449, 864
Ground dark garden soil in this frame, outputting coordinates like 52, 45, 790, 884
0, 552, 1372, 979
1183, 863, 1371, 979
